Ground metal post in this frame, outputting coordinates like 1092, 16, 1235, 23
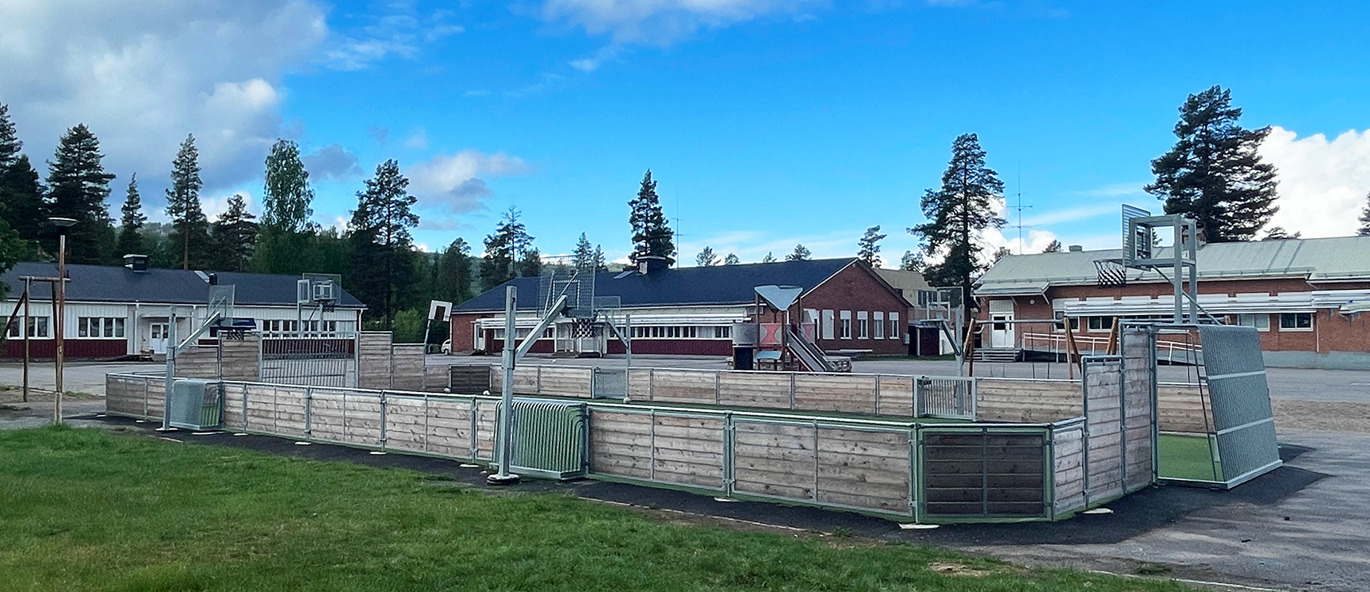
54, 232, 66, 424
160, 307, 177, 431
625, 314, 632, 370
22, 278, 30, 403
489, 287, 520, 485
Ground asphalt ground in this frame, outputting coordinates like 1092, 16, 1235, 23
49, 414, 1359, 592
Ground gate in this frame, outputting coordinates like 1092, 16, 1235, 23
259, 334, 358, 388
915, 376, 976, 420
591, 367, 627, 399
1199, 325, 1282, 488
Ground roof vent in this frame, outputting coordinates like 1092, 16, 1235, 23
635, 255, 672, 275
123, 254, 149, 273
1068, 245, 1083, 252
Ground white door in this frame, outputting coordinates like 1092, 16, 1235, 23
990, 314, 1014, 348
474, 325, 486, 351
148, 323, 170, 354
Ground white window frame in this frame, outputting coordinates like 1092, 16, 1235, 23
1086, 316, 1114, 332
857, 311, 869, 339
821, 310, 835, 340
27, 316, 50, 338
1279, 312, 1313, 332
1235, 313, 1270, 332
873, 312, 885, 339
839, 310, 852, 339
888, 312, 899, 340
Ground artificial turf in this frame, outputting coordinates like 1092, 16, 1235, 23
0, 426, 1198, 591
1157, 433, 1222, 482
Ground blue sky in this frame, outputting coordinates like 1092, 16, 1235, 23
3, 1, 1369, 265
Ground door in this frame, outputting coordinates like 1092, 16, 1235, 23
990, 313, 1014, 348
148, 323, 170, 354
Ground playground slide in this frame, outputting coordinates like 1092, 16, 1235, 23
786, 328, 837, 372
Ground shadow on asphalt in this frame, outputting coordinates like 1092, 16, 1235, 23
86, 415, 1326, 548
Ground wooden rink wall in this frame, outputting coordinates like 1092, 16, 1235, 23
487, 364, 1212, 433
106, 369, 1150, 522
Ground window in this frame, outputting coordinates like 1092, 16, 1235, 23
76, 317, 125, 339
716, 325, 731, 339
857, 311, 869, 339
821, 310, 835, 340
839, 311, 852, 339
888, 313, 899, 339
26, 317, 50, 338
4, 317, 18, 338
1053, 311, 1078, 332
1235, 314, 1270, 332
1086, 316, 1114, 332
1279, 313, 1312, 331
873, 312, 885, 339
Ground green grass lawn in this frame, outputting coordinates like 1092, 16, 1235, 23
0, 427, 1195, 592
1158, 433, 1222, 482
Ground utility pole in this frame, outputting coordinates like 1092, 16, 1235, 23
50, 217, 76, 425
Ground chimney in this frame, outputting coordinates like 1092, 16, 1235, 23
635, 255, 672, 275
123, 254, 149, 273
1068, 245, 1083, 252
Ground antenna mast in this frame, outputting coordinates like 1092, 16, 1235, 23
1010, 167, 1032, 253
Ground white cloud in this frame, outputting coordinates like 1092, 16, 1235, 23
403, 127, 430, 150
1259, 126, 1370, 238
570, 45, 624, 72
407, 150, 532, 218
542, 0, 826, 45
0, 0, 328, 205
322, 5, 464, 71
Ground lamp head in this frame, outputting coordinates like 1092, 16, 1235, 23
49, 217, 77, 231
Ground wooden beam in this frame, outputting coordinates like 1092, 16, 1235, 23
1063, 315, 1079, 380
1105, 317, 1121, 356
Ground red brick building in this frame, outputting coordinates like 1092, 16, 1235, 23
450, 258, 914, 357
974, 236, 1370, 369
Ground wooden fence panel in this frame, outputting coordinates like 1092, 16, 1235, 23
815, 427, 910, 513
794, 374, 878, 415
976, 379, 1082, 423
717, 373, 790, 409
358, 332, 393, 389
389, 345, 426, 391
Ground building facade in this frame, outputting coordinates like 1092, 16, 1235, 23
1, 259, 365, 359
450, 258, 915, 357
974, 236, 1370, 369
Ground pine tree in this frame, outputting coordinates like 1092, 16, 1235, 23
115, 174, 146, 257
1259, 226, 1300, 241
1358, 191, 1370, 236
627, 170, 674, 263
909, 133, 1006, 315
723, 253, 739, 265
480, 207, 533, 290
1042, 239, 1062, 253
899, 250, 925, 273
46, 124, 116, 264
518, 248, 543, 277
760, 252, 775, 264
0, 102, 20, 170
695, 246, 719, 267
591, 245, 607, 271
0, 154, 45, 252
785, 244, 811, 261
1146, 86, 1279, 242
348, 159, 420, 330
210, 194, 258, 271
857, 226, 886, 267
165, 134, 208, 269
572, 233, 595, 268
992, 246, 1011, 263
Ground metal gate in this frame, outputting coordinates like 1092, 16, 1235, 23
591, 367, 627, 399
1199, 325, 1282, 488
915, 376, 976, 420
259, 334, 358, 388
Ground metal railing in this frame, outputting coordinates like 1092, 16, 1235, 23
914, 376, 976, 420
1021, 332, 1199, 364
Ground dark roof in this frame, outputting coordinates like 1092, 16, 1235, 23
455, 258, 865, 313
1, 262, 365, 308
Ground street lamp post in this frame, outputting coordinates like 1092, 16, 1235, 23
49, 217, 76, 425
